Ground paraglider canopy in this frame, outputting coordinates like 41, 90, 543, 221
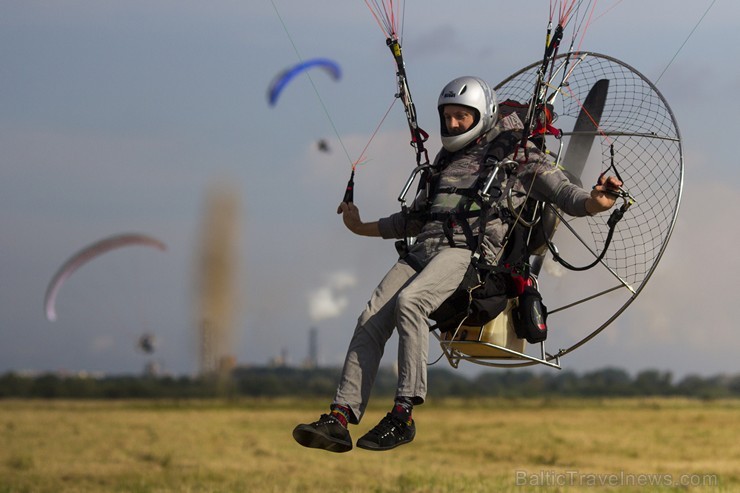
44, 233, 167, 322
267, 58, 341, 106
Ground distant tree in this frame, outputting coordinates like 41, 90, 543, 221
548, 371, 580, 396
0, 372, 34, 398
31, 374, 62, 398
428, 368, 474, 397
634, 369, 674, 396
728, 375, 740, 397
2, 367, 740, 399
578, 367, 633, 396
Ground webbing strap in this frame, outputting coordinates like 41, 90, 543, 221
428, 210, 481, 221
435, 186, 480, 198
399, 129, 528, 267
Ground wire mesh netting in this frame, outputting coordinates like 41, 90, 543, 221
495, 52, 683, 297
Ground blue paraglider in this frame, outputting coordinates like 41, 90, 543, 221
267, 58, 341, 106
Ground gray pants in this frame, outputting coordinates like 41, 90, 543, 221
333, 246, 471, 423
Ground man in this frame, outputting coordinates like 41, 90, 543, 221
293, 76, 622, 452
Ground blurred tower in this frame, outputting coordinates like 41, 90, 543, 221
303, 327, 318, 368
309, 327, 318, 367
195, 183, 241, 379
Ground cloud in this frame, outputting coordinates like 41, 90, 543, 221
307, 271, 358, 323
628, 176, 740, 349
543, 256, 566, 278
407, 24, 463, 59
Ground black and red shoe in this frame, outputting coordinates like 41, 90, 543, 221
356, 413, 415, 451
292, 414, 352, 453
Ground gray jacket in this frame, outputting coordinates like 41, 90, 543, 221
378, 112, 591, 265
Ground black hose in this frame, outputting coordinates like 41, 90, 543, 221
544, 206, 624, 272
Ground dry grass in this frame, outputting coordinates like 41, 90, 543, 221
1, 397, 737, 492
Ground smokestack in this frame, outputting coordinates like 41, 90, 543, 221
307, 327, 318, 368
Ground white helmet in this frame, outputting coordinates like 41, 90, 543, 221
438, 76, 498, 152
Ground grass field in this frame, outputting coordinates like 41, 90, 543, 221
1, 397, 737, 492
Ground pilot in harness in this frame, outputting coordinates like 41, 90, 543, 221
393, 77, 626, 343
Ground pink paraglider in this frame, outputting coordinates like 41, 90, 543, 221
44, 233, 167, 322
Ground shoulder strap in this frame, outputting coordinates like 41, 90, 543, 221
485, 129, 524, 163
471, 129, 527, 265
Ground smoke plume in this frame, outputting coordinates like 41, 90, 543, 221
308, 271, 357, 323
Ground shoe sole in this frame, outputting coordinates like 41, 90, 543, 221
292, 426, 352, 453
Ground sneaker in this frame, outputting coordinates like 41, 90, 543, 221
356, 413, 416, 451
292, 414, 353, 453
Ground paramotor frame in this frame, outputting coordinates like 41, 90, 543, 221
435, 51, 684, 369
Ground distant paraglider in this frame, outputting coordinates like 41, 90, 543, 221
267, 58, 341, 106
317, 139, 330, 153
137, 332, 157, 354
44, 233, 167, 322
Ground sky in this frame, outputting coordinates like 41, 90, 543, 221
1, 0, 738, 381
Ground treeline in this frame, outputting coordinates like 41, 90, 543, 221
1, 367, 739, 400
